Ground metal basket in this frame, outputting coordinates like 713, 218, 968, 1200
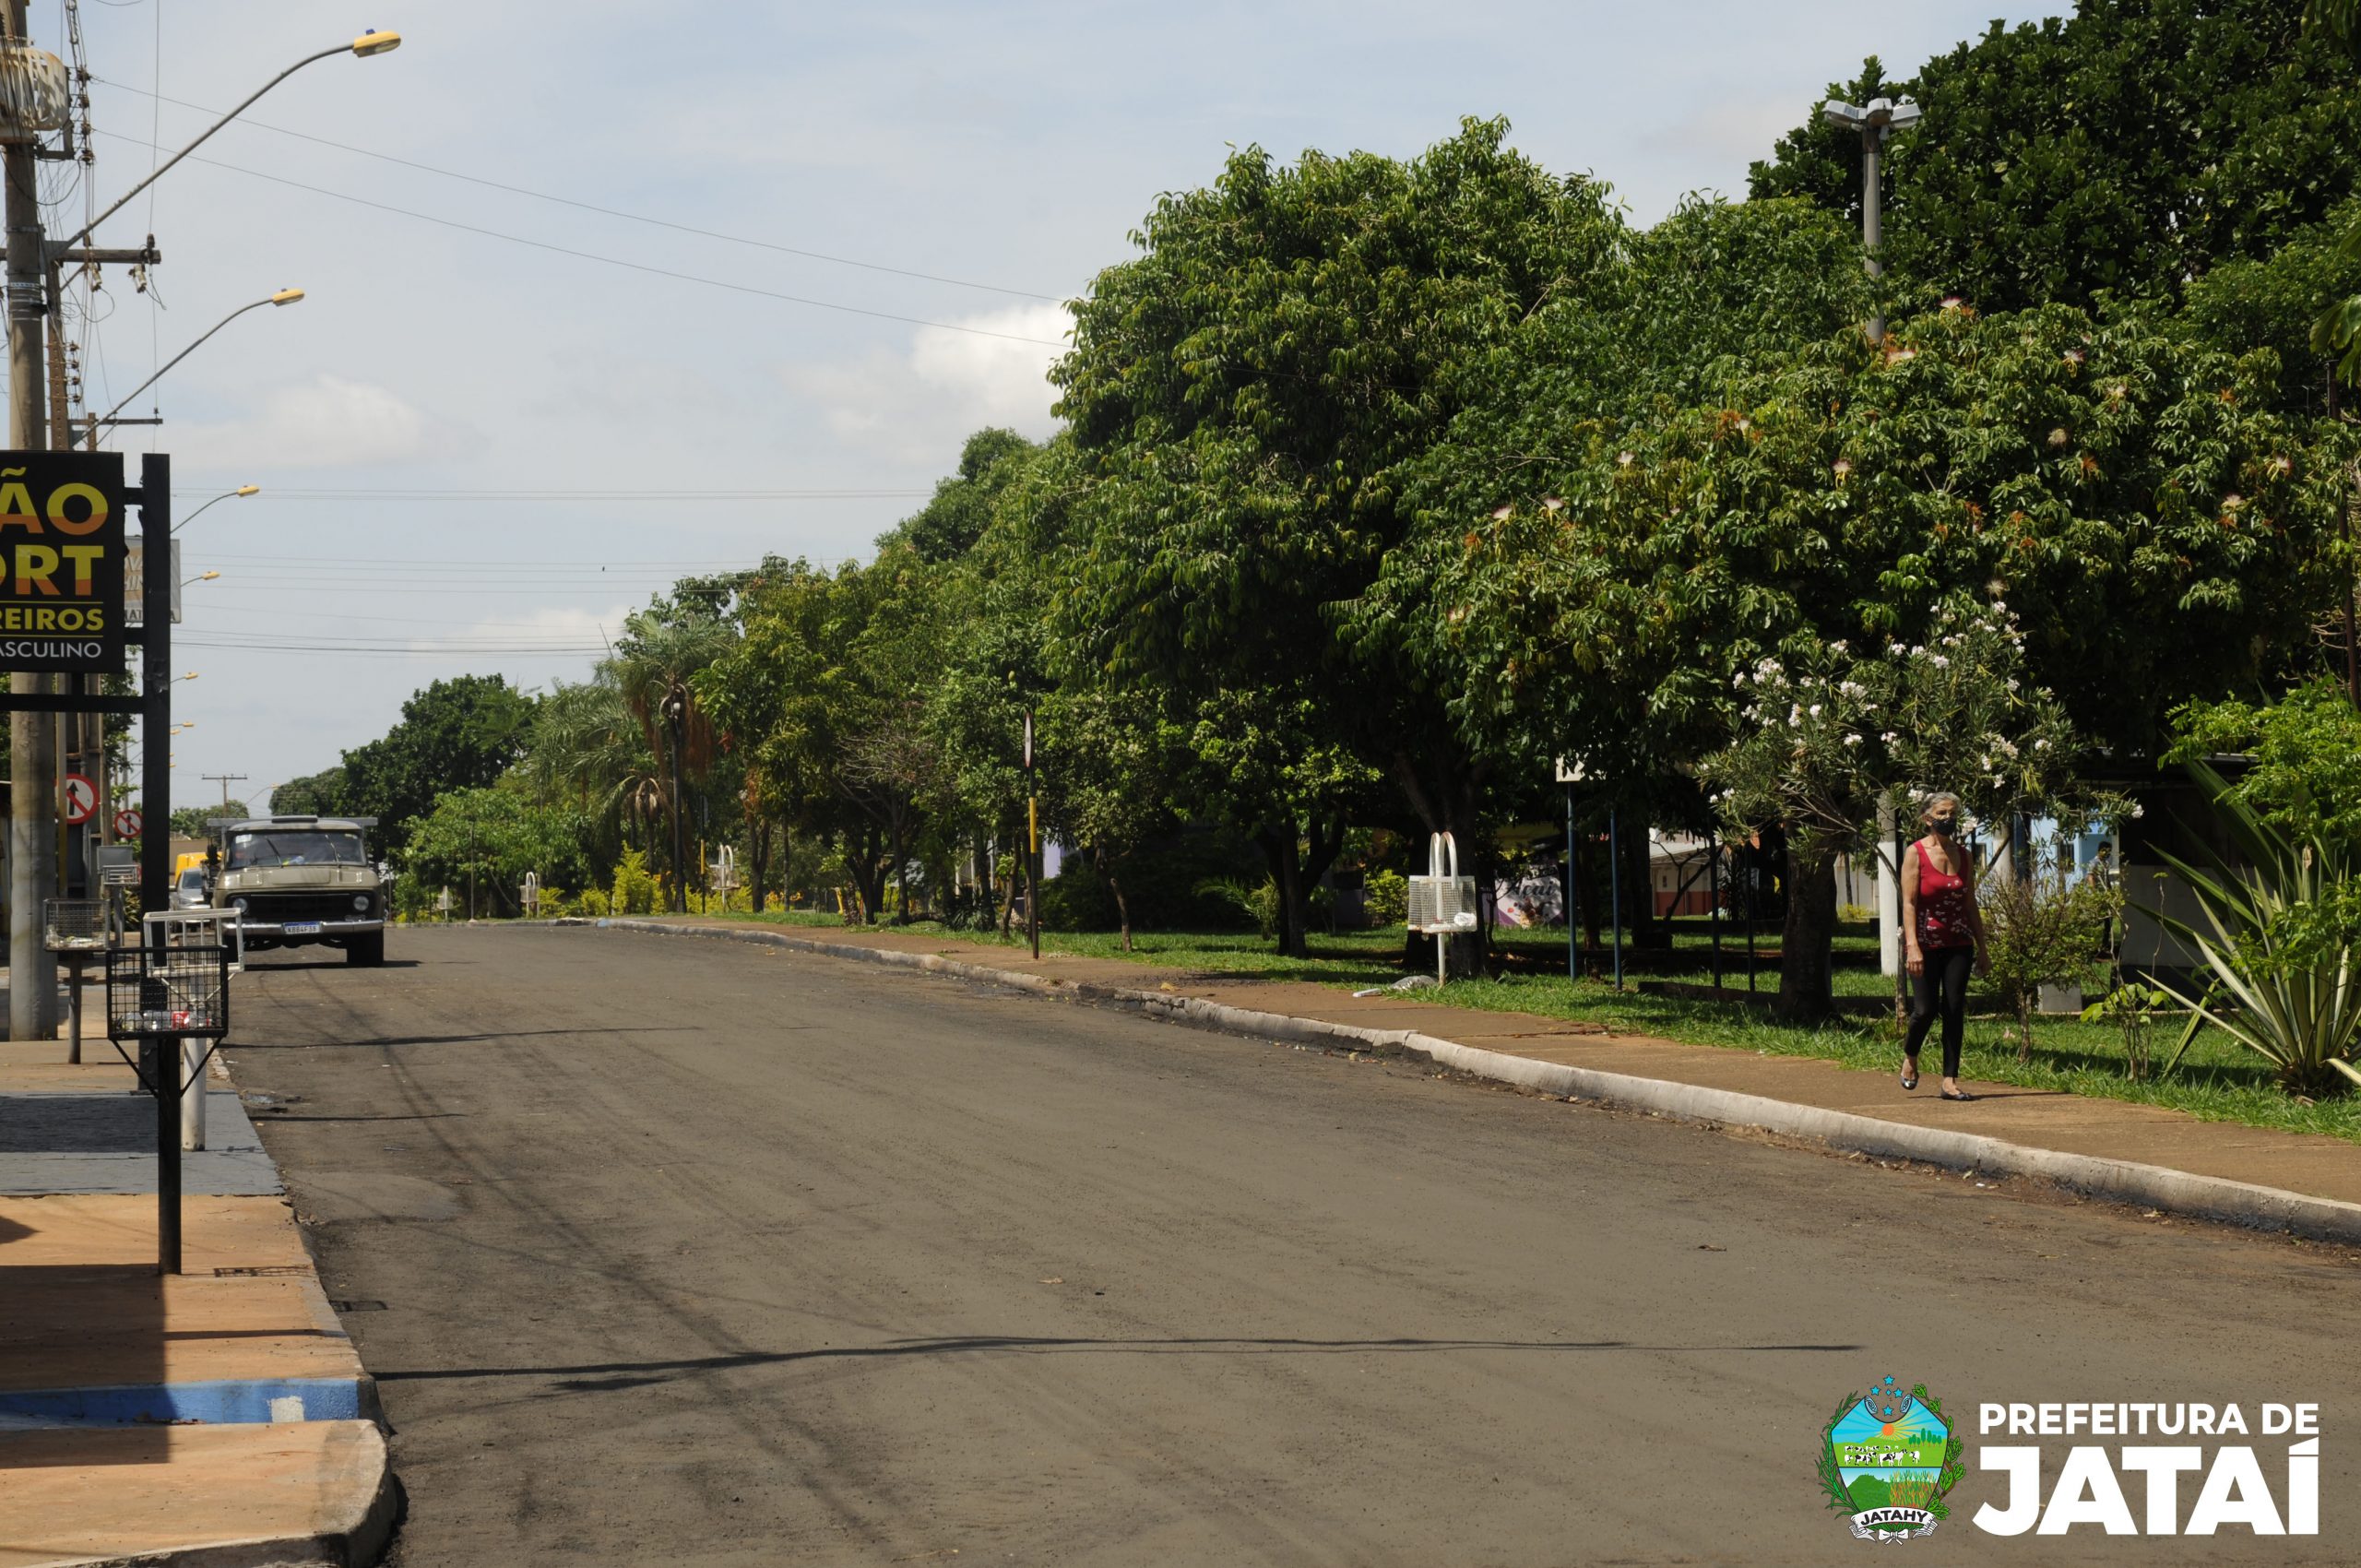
1406, 830, 1478, 933
105, 944, 231, 1041
42, 897, 109, 953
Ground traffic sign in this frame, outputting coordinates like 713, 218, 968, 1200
113, 807, 143, 839
62, 773, 96, 825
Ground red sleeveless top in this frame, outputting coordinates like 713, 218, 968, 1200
1916, 840, 1974, 950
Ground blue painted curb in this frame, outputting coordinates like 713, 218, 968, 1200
0, 1375, 367, 1428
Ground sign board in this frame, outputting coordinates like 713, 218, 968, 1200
0, 451, 125, 672
62, 772, 95, 824
1554, 756, 1589, 784
113, 807, 142, 839
121, 537, 181, 627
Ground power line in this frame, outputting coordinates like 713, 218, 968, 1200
89, 128, 1071, 348
91, 75, 1061, 303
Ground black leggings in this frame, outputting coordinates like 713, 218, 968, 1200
1906, 946, 1975, 1079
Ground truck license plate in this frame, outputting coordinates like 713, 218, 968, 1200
283, 921, 323, 935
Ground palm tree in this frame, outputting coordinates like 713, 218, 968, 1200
605, 609, 737, 910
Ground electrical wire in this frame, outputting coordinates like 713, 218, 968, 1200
90, 74, 1060, 303
89, 128, 1070, 347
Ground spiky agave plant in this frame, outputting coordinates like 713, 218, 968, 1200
2150, 764, 2361, 1098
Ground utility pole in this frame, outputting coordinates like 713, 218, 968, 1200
1821, 96, 1921, 345
6, 0, 57, 1041
1023, 709, 1038, 961
201, 772, 247, 816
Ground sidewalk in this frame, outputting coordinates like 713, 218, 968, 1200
607, 917, 2361, 1241
0, 1033, 394, 1568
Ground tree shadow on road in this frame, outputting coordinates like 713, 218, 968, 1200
379, 1335, 1866, 1389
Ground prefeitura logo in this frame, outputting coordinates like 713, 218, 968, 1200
1818, 1376, 1966, 1542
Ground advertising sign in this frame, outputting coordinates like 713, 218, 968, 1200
0, 450, 125, 673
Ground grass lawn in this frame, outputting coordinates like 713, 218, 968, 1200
657, 907, 2361, 1146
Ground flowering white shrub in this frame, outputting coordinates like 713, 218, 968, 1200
1699, 594, 2116, 859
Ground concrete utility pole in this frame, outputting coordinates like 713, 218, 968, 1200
1821, 96, 1921, 345
6, 0, 57, 1041
201, 772, 247, 816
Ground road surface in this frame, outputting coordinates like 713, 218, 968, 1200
224, 925, 2360, 1565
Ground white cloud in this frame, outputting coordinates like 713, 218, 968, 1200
177, 375, 438, 471
780, 303, 1066, 467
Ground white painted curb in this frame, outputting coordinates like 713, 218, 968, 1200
560, 918, 2361, 1247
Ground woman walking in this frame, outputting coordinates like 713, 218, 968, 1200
1900, 791, 1989, 1101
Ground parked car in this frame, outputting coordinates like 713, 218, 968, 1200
170, 865, 210, 910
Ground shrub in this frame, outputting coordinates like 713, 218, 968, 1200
575, 886, 611, 918
611, 849, 658, 916
1364, 868, 1408, 928
2153, 765, 2361, 1097
1038, 867, 1119, 932
1837, 902, 1876, 925
1980, 851, 2118, 1061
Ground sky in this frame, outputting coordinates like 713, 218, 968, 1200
42, 0, 2065, 814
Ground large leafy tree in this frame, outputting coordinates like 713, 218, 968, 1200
400, 785, 593, 918
1052, 117, 1625, 957
1418, 300, 2333, 1018
1751, 4, 2361, 315
339, 675, 538, 860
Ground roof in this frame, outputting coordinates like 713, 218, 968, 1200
211, 814, 378, 833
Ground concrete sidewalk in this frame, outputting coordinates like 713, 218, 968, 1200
603, 916, 2361, 1242
0, 1037, 394, 1568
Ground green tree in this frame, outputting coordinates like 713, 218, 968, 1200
168, 802, 243, 838
1053, 118, 1623, 956
399, 786, 593, 919
1418, 299, 2331, 1018
2169, 678, 2361, 852
269, 769, 344, 816
338, 675, 539, 858
1750, 4, 2361, 315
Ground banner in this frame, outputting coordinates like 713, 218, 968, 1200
0, 451, 125, 673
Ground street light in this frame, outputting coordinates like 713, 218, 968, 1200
1820, 95, 1922, 344
173, 485, 259, 535
94, 292, 304, 437
180, 570, 221, 588
51, 33, 402, 256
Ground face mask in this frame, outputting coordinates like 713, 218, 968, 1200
1929, 818, 1956, 837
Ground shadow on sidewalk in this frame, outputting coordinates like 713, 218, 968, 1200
0, 1209, 170, 1468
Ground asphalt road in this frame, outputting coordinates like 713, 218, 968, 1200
226, 925, 2361, 1566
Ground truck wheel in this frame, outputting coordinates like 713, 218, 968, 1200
347, 932, 386, 967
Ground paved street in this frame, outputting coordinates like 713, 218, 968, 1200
226, 926, 2360, 1566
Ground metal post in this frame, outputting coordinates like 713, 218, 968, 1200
179, 1036, 206, 1149
1608, 807, 1624, 992
1564, 785, 1577, 982
1710, 842, 1722, 992
1862, 127, 1884, 345
1746, 855, 1758, 993
64, 956, 79, 1063
140, 454, 176, 1274
1024, 709, 1038, 961
6, 0, 56, 1045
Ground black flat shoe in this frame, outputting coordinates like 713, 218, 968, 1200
1940, 1088, 1976, 1102
1900, 1068, 1919, 1091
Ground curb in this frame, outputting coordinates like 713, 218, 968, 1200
563, 918, 2361, 1248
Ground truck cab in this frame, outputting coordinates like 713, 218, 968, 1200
209, 814, 388, 966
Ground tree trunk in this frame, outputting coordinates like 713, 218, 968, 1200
748, 819, 772, 914
999, 826, 1020, 937
1772, 842, 1839, 1024
1258, 827, 1309, 958
1109, 864, 1133, 953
